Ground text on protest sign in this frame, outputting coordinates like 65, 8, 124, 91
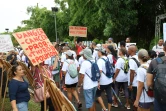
69, 26, 87, 37
0, 35, 14, 52
13, 28, 58, 66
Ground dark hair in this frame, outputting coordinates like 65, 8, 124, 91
119, 48, 127, 55
11, 65, 20, 76
67, 54, 74, 60
107, 45, 118, 59
140, 56, 149, 62
120, 41, 126, 47
158, 52, 165, 57
148, 50, 157, 59
127, 37, 131, 41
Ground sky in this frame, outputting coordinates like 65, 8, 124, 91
0, 0, 55, 33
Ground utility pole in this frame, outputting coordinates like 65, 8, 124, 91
51, 7, 58, 43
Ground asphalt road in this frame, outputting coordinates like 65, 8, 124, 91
66, 90, 154, 111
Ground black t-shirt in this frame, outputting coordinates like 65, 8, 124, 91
147, 56, 166, 75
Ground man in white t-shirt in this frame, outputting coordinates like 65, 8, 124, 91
78, 48, 98, 111
96, 47, 113, 111
128, 45, 140, 111
152, 39, 164, 55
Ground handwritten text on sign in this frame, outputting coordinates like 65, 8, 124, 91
13, 28, 58, 66
69, 26, 87, 37
0, 35, 14, 52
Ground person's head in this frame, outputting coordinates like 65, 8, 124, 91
119, 48, 127, 56
55, 44, 60, 51
120, 41, 126, 48
128, 45, 137, 56
108, 38, 113, 43
138, 49, 149, 63
148, 50, 157, 59
62, 46, 70, 52
126, 37, 131, 43
65, 50, 74, 60
77, 38, 83, 45
158, 39, 164, 46
11, 65, 24, 78
80, 48, 93, 60
91, 42, 97, 49
106, 45, 117, 59
96, 47, 106, 58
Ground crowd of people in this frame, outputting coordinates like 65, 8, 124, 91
0, 37, 166, 111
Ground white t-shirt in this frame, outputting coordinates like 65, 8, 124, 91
44, 58, 52, 66
97, 56, 113, 85
115, 57, 128, 82
152, 45, 164, 55
78, 56, 84, 66
107, 54, 113, 64
128, 55, 139, 87
62, 59, 79, 85
79, 60, 98, 90
137, 63, 154, 103
93, 49, 98, 61
61, 52, 66, 63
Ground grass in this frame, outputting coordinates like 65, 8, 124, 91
0, 98, 40, 111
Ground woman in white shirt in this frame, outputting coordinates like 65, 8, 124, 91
134, 49, 154, 111
113, 48, 130, 109
62, 50, 82, 109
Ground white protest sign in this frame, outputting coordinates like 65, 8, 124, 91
0, 35, 14, 52
163, 23, 166, 41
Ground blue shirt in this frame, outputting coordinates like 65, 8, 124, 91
9, 79, 30, 104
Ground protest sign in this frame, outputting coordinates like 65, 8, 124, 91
13, 28, 58, 66
164, 23, 166, 41
69, 26, 87, 37
0, 35, 14, 52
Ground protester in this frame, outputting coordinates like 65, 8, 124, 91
126, 37, 131, 43
62, 50, 82, 109
107, 38, 118, 51
91, 42, 99, 61
128, 45, 140, 111
134, 49, 154, 111
96, 47, 113, 111
113, 48, 130, 109
152, 39, 164, 55
9, 65, 30, 111
74, 38, 85, 60
147, 41, 166, 111
106, 45, 118, 66
147, 50, 157, 64
6, 50, 17, 65
30, 56, 58, 111
78, 48, 98, 111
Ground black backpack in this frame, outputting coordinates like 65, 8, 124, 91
154, 57, 166, 104
85, 60, 101, 81
101, 57, 114, 78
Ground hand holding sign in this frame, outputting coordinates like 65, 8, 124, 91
13, 28, 58, 66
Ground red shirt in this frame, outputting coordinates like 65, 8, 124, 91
76, 44, 84, 55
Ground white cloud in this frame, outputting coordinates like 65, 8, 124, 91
0, 0, 55, 33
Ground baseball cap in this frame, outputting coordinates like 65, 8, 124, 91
64, 50, 73, 56
95, 47, 106, 54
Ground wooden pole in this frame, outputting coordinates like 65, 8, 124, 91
0, 67, 4, 101
44, 78, 47, 111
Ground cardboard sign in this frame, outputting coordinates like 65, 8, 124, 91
0, 35, 14, 52
164, 23, 166, 41
13, 28, 58, 66
69, 26, 87, 37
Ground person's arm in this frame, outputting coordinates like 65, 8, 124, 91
114, 59, 121, 80
114, 69, 120, 80
134, 81, 144, 107
11, 100, 18, 111
74, 37, 77, 46
147, 73, 154, 87
62, 62, 67, 75
129, 59, 136, 90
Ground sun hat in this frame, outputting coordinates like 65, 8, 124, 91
95, 47, 106, 54
80, 48, 93, 60
108, 37, 113, 41
64, 50, 73, 56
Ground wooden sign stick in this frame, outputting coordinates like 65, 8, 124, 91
0, 67, 4, 101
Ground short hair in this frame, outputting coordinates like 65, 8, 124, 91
119, 48, 127, 55
120, 41, 126, 47
148, 50, 157, 59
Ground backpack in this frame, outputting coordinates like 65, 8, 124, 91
121, 57, 129, 74
101, 57, 114, 78
154, 57, 166, 104
66, 60, 78, 78
86, 60, 101, 81
131, 58, 140, 67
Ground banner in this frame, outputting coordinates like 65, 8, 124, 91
0, 35, 14, 52
164, 23, 166, 41
13, 28, 58, 66
69, 26, 87, 37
